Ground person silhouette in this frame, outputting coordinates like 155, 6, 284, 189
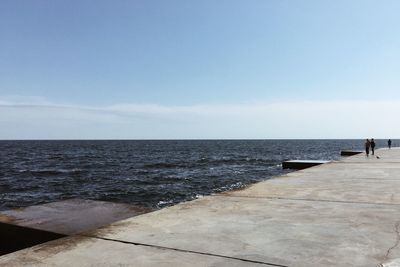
388, 139, 392, 149
365, 139, 371, 157
370, 138, 376, 155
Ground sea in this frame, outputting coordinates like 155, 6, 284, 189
0, 139, 392, 211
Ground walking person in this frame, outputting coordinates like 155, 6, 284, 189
365, 139, 371, 157
388, 139, 392, 149
370, 138, 376, 155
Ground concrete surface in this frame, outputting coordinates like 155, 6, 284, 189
0, 236, 271, 267
1, 148, 400, 266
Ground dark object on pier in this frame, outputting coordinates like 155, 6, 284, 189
340, 150, 363, 156
0, 222, 65, 256
282, 160, 330, 170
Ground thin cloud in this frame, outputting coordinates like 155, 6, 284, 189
0, 97, 399, 139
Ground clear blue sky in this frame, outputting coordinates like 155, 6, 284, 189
1, 1, 400, 139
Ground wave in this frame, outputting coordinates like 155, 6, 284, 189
198, 157, 279, 165
18, 168, 85, 175
1, 139, 357, 211
142, 158, 279, 169
142, 162, 188, 169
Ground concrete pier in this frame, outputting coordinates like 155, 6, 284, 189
1, 148, 400, 266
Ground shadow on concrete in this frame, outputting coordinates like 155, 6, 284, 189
0, 222, 65, 256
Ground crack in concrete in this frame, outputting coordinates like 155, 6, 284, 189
383, 221, 400, 262
83, 235, 288, 267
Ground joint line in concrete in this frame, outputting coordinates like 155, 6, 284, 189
340, 162, 400, 164
284, 177, 400, 181
83, 235, 288, 267
216, 195, 400, 206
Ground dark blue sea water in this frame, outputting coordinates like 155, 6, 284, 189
0, 139, 393, 211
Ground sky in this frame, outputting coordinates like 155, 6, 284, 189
1, 0, 400, 139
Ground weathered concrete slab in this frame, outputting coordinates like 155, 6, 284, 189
224, 174, 400, 204
84, 196, 400, 267
0, 236, 270, 267
341, 148, 400, 163
0, 199, 151, 235
282, 160, 329, 169
288, 161, 400, 178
